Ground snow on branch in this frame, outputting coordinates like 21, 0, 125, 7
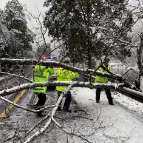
0, 80, 124, 97
24, 83, 74, 143
0, 58, 123, 81
0, 96, 55, 113
24, 82, 125, 143
117, 87, 143, 103
0, 72, 33, 83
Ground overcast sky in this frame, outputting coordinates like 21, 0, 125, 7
0, 0, 48, 28
0, 0, 47, 13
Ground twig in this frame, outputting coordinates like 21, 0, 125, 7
0, 96, 55, 113
52, 117, 92, 143
24, 83, 74, 143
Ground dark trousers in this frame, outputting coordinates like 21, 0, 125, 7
96, 88, 113, 103
34, 93, 46, 116
57, 91, 71, 110
36, 93, 47, 107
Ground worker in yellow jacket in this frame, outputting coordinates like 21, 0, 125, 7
95, 58, 114, 105
56, 57, 79, 112
33, 56, 54, 117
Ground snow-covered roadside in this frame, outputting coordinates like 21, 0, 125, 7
112, 91, 143, 115
70, 87, 143, 143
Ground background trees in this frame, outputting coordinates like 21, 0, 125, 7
0, 0, 34, 59
43, 0, 133, 68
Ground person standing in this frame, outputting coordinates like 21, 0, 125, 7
33, 56, 54, 117
95, 58, 114, 105
56, 57, 79, 112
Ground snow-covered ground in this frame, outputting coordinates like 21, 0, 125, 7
70, 87, 143, 143
72, 87, 143, 115
0, 87, 143, 143
113, 91, 143, 115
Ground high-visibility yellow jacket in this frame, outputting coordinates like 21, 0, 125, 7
33, 65, 54, 93
95, 64, 111, 83
56, 67, 79, 92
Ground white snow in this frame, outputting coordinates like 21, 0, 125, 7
1, 87, 143, 143
70, 87, 143, 143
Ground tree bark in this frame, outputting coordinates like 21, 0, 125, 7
137, 33, 143, 91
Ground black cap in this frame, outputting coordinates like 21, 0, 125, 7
104, 58, 110, 63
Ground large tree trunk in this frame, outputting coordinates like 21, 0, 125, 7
87, 4, 92, 69
137, 33, 143, 91
87, 39, 92, 69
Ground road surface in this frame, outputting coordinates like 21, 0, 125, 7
0, 87, 143, 143
0, 65, 33, 118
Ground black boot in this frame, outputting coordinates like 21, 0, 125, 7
63, 108, 71, 113
36, 106, 46, 117
109, 101, 114, 105
37, 111, 46, 117
57, 107, 62, 111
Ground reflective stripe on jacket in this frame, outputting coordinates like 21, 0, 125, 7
56, 67, 79, 92
33, 65, 54, 93
95, 64, 111, 83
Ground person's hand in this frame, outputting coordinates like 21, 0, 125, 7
89, 85, 94, 89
